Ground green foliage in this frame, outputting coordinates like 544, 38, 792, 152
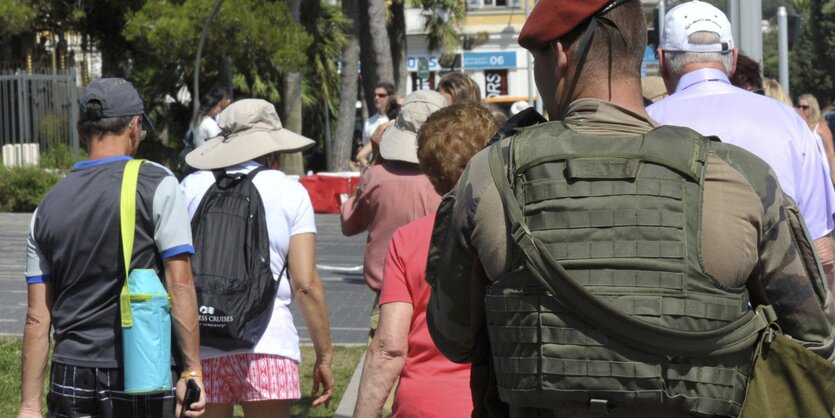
40, 144, 87, 170
36, 113, 70, 149
790, 0, 835, 101
0, 338, 25, 416
0, 0, 36, 36
0, 167, 61, 212
300, 0, 350, 145
419, 0, 466, 53
0, 338, 363, 417
125, 0, 312, 105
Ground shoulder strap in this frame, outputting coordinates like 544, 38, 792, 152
211, 165, 269, 189
120, 159, 144, 328
487, 141, 774, 357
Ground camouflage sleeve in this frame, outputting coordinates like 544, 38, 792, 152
425, 164, 487, 364
750, 173, 835, 359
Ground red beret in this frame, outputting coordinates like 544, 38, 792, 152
518, 0, 612, 51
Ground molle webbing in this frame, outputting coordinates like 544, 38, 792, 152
485, 123, 769, 417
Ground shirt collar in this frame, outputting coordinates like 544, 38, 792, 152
675, 68, 731, 93
72, 155, 133, 170
563, 98, 658, 136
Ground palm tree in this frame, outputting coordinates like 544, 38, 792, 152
366, 0, 395, 84
335, 0, 361, 171
300, 0, 349, 171
280, 0, 305, 176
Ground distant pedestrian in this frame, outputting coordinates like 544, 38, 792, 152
192, 86, 232, 149
437, 72, 482, 105
763, 78, 793, 106
797, 93, 835, 185
19, 78, 205, 418
728, 53, 763, 93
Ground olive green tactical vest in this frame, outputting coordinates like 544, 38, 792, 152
486, 123, 758, 417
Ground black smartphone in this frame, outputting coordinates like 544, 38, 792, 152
180, 378, 201, 418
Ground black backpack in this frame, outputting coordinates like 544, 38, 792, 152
190, 166, 281, 349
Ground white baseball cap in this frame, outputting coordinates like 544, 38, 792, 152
660, 0, 734, 54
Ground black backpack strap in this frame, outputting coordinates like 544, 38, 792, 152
486, 141, 775, 358
212, 165, 269, 189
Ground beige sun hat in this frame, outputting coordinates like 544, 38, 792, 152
379, 90, 447, 164
186, 98, 315, 170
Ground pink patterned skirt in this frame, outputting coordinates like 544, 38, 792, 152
202, 353, 301, 404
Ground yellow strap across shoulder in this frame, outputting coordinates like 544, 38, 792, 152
120, 159, 144, 327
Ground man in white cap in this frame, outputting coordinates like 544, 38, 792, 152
649, 0, 835, 291
181, 99, 334, 417
341, 90, 447, 337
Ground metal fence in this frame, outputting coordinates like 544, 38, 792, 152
0, 69, 80, 154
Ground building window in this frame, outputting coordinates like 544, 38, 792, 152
467, 0, 521, 9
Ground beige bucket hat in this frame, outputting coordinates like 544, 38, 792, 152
379, 90, 447, 164
186, 98, 315, 170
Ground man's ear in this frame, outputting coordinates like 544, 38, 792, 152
77, 125, 87, 146
728, 48, 739, 76
657, 49, 675, 94
555, 41, 569, 77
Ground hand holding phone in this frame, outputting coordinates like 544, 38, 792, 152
180, 378, 201, 418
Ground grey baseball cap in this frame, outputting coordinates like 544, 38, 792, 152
79, 78, 154, 134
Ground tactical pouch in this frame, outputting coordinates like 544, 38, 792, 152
741, 327, 835, 418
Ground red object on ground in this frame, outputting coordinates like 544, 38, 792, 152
299, 173, 361, 213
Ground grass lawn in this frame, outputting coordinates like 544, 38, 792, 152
0, 337, 364, 418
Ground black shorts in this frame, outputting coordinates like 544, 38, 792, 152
47, 362, 176, 418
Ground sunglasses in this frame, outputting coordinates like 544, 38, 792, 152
375, 93, 389, 98
796, 104, 810, 110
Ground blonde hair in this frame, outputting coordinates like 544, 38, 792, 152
763, 78, 792, 107
798, 93, 822, 127
437, 73, 481, 105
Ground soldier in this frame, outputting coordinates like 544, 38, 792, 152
425, 1, 835, 417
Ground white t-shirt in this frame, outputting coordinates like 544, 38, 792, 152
192, 116, 222, 148
179, 161, 317, 363
362, 113, 389, 145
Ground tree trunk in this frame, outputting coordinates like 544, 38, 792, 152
367, 0, 395, 93
389, 0, 408, 96
280, 0, 305, 176
332, 0, 361, 172
359, 0, 378, 113
360, 0, 396, 114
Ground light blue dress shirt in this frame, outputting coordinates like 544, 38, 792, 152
649, 68, 835, 239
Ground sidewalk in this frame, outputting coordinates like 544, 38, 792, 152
334, 351, 365, 417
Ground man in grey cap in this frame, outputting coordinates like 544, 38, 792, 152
19, 78, 205, 418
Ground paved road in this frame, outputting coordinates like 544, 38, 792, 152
0, 213, 375, 344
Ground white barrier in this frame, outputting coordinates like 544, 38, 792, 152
1, 143, 40, 167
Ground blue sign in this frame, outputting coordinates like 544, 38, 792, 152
463, 52, 517, 69
407, 56, 441, 71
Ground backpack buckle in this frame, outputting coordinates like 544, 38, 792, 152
590, 399, 609, 415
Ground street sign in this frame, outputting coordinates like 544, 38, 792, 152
463, 51, 517, 69
417, 57, 430, 80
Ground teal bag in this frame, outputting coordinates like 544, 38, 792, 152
119, 159, 173, 394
